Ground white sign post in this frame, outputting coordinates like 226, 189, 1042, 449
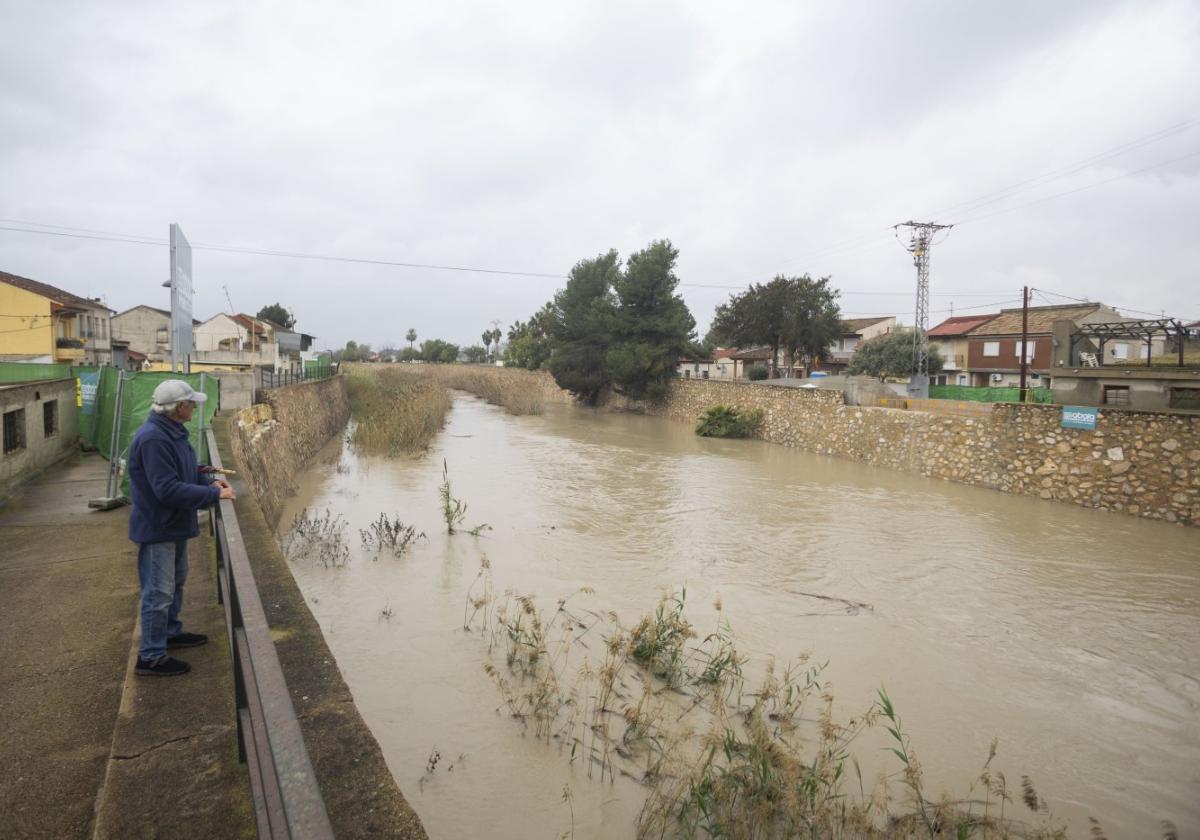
169, 223, 194, 373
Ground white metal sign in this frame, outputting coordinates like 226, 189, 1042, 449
169, 223, 193, 372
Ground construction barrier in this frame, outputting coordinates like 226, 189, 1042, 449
929, 384, 1054, 404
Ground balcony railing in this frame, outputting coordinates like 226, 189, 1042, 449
55, 337, 85, 349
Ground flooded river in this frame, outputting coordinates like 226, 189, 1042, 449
279, 394, 1199, 838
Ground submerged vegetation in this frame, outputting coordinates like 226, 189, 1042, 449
460, 571, 1078, 839
695, 405, 764, 439
345, 366, 451, 455
359, 513, 424, 557
283, 507, 350, 568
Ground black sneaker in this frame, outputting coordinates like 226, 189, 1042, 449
135, 656, 191, 677
167, 632, 208, 649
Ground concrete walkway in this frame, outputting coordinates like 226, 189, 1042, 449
0, 452, 252, 839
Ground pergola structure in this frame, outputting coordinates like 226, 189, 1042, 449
1070, 318, 1186, 367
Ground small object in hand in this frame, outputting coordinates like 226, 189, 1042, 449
199, 466, 237, 475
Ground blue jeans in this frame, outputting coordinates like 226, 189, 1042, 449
137, 540, 189, 661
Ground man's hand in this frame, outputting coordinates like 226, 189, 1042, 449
212, 478, 232, 491
218, 485, 237, 501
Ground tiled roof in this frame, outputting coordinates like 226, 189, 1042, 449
712, 348, 737, 360
967, 304, 1104, 336
233, 314, 268, 335
0, 269, 98, 309
927, 314, 997, 337
840, 317, 893, 334
730, 346, 772, 361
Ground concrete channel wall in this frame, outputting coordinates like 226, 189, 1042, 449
651, 378, 1200, 527
228, 374, 349, 527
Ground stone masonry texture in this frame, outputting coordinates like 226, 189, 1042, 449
230, 375, 349, 527
651, 378, 1199, 527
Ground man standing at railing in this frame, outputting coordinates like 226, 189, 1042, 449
127, 380, 236, 677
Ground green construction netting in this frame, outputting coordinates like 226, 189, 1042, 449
88, 371, 220, 499
0, 361, 76, 382
304, 357, 332, 378
929, 385, 1055, 404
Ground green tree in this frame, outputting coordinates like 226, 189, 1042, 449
546, 250, 620, 403
420, 339, 460, 363
847, 330, 943, 381
781, 275, 842, 372
256, 303, 295, 329
463, 344, 488, 363
406, 328, 417, 351
710, 275, 841, 377
504, 304, 555, 370
606, 239, 695, 401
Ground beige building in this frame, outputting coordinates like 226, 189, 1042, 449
820, 317, 897, 375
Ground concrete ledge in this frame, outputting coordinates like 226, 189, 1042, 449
91, 528, 254, 840
213, 414, 427, 839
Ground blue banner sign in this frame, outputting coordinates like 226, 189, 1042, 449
1061, 405, 1098, 430
79, 371, 100, 415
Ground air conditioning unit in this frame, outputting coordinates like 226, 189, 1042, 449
989, 373, 1003, 383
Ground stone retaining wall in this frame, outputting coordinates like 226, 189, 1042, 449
651, 378, 1200, 526
228, 375, 349, 527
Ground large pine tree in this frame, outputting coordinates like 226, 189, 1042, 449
546, 251, 620, 403
606, 240, 695, 401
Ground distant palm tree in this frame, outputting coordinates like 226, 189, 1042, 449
406, 328, 417, 351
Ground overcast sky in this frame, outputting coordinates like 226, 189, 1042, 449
2, 0, 1198, 350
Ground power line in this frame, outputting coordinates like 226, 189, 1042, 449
0, 223, 570, 281
954, 149, 1200, 226
923, 117, 1200, 220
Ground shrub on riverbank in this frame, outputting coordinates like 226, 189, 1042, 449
345, 367, 451, 455
695, 405, 763, 438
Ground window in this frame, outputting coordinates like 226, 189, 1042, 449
983, 341, 1000, 357
1111, 343, 1128, 360
957, 374, 968, 385
702, 370, 709, 380
156, 328, 168, 346
683, 370, 691, 378
1102, 385, 1130, 406
101, 320, 107, 339
1169, 388, 1200, 410
3, 409, 25, 454
1014, 342, 1035, 362
43, 400, 58, 437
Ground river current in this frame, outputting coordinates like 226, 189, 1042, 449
278, 394, 1199, 838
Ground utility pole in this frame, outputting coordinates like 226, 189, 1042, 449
1019, 286, 1030, 402
895, 221, 953, 398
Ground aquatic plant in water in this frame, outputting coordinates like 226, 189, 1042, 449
283, 507, 350, 568
465, 578, 1082, 839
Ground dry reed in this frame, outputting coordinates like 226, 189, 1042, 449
345, 366, 451, 455
426, 365, 547, 415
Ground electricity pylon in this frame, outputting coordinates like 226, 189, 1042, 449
895, 221, 952, 397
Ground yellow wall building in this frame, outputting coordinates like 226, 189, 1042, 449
0, 270, 98, 362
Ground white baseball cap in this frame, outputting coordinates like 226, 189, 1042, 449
152, 379, 208, 406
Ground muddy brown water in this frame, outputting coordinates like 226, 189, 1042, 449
278, 394, 1199, 839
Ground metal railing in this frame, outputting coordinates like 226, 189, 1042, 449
206, 427, 334, 839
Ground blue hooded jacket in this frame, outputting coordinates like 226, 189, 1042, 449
127, 411, 220, 544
